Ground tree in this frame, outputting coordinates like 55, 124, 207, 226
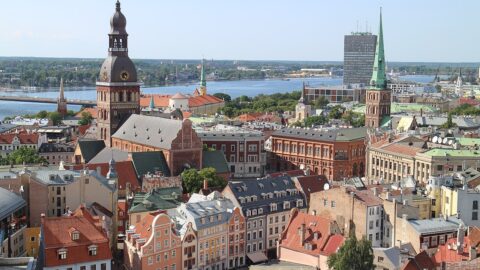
314, 96, 329, 109
213, 93, 232, 102
327, 235, 374, 270
440, 113, 456, 129
36, 110, 48, 119
78, 111, 93, 125
328, 105, 344, 120
48, 111, 62, 125
181, 167, 227, 193
304, 115, 327, 127
3, 147, 47, 165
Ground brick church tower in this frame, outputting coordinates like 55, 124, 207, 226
365, 9, 391, 129
97, 0, 140, 146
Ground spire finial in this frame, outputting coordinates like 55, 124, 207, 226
116, 0, 121, 11
200, 59, 206, 87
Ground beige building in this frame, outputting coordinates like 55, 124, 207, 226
367, 135, 425, 184
309, 186, 384, 247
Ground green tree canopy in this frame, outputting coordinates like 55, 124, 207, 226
181, 167, 227, 194
328, 105, 344, 120
327, 235, 374, 270
0, 147, 47, 165
304, 115, 328, 127
78, 111, 93, 125
313, 96, 329, 109
48, 111, 62, 125
440, 112, 456, 129
213, 93, 232, 102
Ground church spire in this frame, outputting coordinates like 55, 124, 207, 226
200, 59, 207, 87
57, 78, 67, 116
199, 59, 207, 96
149, 95, 155, 109
370, 8, 387, 90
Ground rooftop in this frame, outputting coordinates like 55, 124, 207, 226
408, 217, 462, 234
272, 127, 366, 142
0, 187, 26, 220
422, 148, 480, 158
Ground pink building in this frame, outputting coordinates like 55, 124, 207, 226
277, 208, 344, 269
124, 211, 182, 270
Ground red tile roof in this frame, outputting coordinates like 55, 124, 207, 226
346, 187, 383, 206
78, 124, 91, 136
295, 175, 329, 203
381, 143, 423, 157
70, 161, 140, 192
433, 229, 480, 266
140, 94, 224, 109
402, 251, 435, 270
0, 133, 39, 144
75, 107, 97, 119
236, 113, 263, 122
279, 209, 344, 256
42, 207, 111, 267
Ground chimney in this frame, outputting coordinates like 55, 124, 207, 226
203, 179, 209, 190
299, 223, 306, 245
386, 191, 391, 200
372, 187, 378, 197
403, 200, 408, 206
457, 225, 465, 254
96, 166, 101, 175
470, 246, 477, 260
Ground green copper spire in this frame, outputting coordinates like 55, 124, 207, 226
200, 59, 207, 87
149, 95, 155, 109
370, 8, 387, 90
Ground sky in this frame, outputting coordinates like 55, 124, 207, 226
0, 0, 478, 62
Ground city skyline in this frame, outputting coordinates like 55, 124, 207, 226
0, 0, 479, 62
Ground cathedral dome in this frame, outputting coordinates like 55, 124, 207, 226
110, 1, 127, 35
99, 56, 137, 83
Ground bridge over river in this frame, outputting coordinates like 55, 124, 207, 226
0, 96, 96, 107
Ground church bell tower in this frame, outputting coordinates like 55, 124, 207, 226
365, 9, 391, 129
96, 0, 140, 146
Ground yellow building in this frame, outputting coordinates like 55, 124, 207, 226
410, 196, 432, 220
440, 186, 458, 218
24, 227, 40, 258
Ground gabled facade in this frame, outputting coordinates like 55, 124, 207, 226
124, 212, 182, 270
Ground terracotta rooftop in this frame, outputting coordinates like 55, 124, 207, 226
70, 160, 140, 192
140, 94, 223, 109
433, 227, 480, 265
75, 107, 97, 119
401, 250, 435, 270
0, 133, 39, 144
42, 207, 111, 267
279, 209, 344, 256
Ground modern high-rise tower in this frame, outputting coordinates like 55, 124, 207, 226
365, 9, 391, 129
96, 0, 140, 146
343, 33, 377, 86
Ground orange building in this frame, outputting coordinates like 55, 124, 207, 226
124, 212, 182, 270
227, 207, 246, 268
269, 127, 367, 181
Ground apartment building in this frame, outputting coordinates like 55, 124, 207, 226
196, 124, 266, 178
223, 176, 306, 259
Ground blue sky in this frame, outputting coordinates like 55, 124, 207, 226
0, 0, 478, 62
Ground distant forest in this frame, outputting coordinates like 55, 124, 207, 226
0, 57, 477, 88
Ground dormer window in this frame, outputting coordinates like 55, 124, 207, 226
297, 199, 304, 208
258, 208, 263, 214
246, 210, 251, 217
57, 248, 67, 260
284, 201, 290, 209
88, 245, 98, 256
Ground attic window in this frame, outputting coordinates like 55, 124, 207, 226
88, 245, 98, 256
57, 249, 67, 260
71, 231, 80, 241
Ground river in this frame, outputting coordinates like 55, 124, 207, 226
0, 75, 434, 120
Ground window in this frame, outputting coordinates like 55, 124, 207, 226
58, 249, 67, 260
148, 256, 153, 265
473, 212, 478, 221
172, 250, 176, 257
88, 245, 97, 256
90, 265, 96, 270
378, 256, 384, 262
473, 201, 478, 210
368, 234, 372, 241
331, 201, 335, 208
231, 145, 236, 152
437, 165, 443, 171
